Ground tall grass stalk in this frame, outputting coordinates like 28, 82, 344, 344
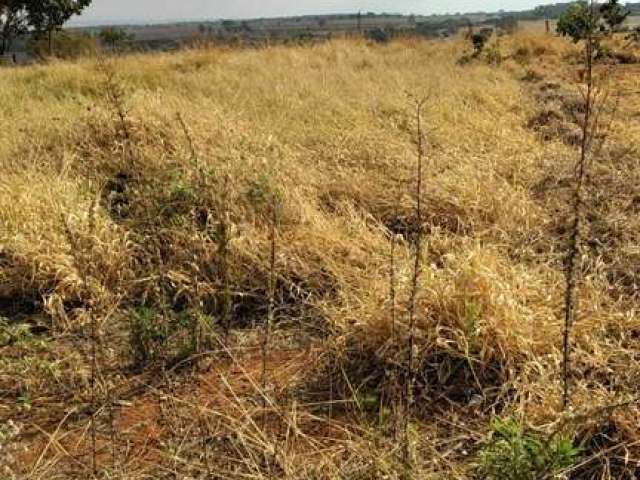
176, 112, 200, 173
388, 157, 401, 440
217, 172, 232, 341
390, 234, 397, 341
98, 58, 134, 170
62, 196, 99, 476
176, 113, 207, 351
403, 98, 427, 466
562, 2, 596, 412
389, 222, 399, 441
262, 197, 278, 429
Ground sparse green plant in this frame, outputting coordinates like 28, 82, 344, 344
0, 318, 34, 347
483, 42, 503, 65
169, 179, 197, 205
129, 306, 168, 367
478, 418, 580, 480
247, 173, 284, 216
174, 310, 211, 359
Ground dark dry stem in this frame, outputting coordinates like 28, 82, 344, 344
176, 112, 200, 173
390, 233, 397, 341
217, 171, 232, 341
262, 197, 278, 429
62, 195, 99, 476
563, 2, 596, 411
404, 98, 427, 466
97, 57, 134, 172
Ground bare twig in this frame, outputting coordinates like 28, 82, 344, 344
62, 194, 100, 476
562, 1, 600, 411
403, 97, 427, 466
262, 196, 278, 429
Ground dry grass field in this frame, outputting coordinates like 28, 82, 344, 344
1, 31, 640, 479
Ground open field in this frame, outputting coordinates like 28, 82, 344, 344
1, 31, 640, 479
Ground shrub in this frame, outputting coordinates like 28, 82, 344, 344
366, 28, 390, 44
98, 26, 135, 51
478, 418, 580, 480
128, 306, 211, 368
472, 32, 489, 56
129, 306, 168, 367
600, 0, 630, 32
626, 26, 640, 43
27, 31, 98, 59
469, 28, 494, 58
484, 43, 503, 65
0, 318, 33, 347
557, 1, 628, 43
496, 16, 519, 34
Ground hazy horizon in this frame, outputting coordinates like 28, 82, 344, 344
69, 0, 561, 26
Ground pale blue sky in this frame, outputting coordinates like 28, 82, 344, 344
72, 1, 558, 25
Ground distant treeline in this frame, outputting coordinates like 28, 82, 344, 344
511, 2, 640, 19
6, 1, 640, 60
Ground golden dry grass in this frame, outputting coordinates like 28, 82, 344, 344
1, 33, 640, 479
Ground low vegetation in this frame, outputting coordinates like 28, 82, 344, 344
1, 9, 640, 480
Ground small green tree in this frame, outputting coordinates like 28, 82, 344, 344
600, 0, 629, 32
1, 0, 92, 56
98, 26, 134, 51
0, 1, 28, 55
27, 29, 97, 58
26, 0, 93, 55
557, 1, 601, 43
557, 0, 629, 42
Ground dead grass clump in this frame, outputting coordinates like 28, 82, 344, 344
0, 248, 44, 318
571, 411, 640, 480
527, 81, 591, 146
312, 246, 550, 418
521, 67, 546, 82
320, 183, 471, 239
0, 184, 132, 329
